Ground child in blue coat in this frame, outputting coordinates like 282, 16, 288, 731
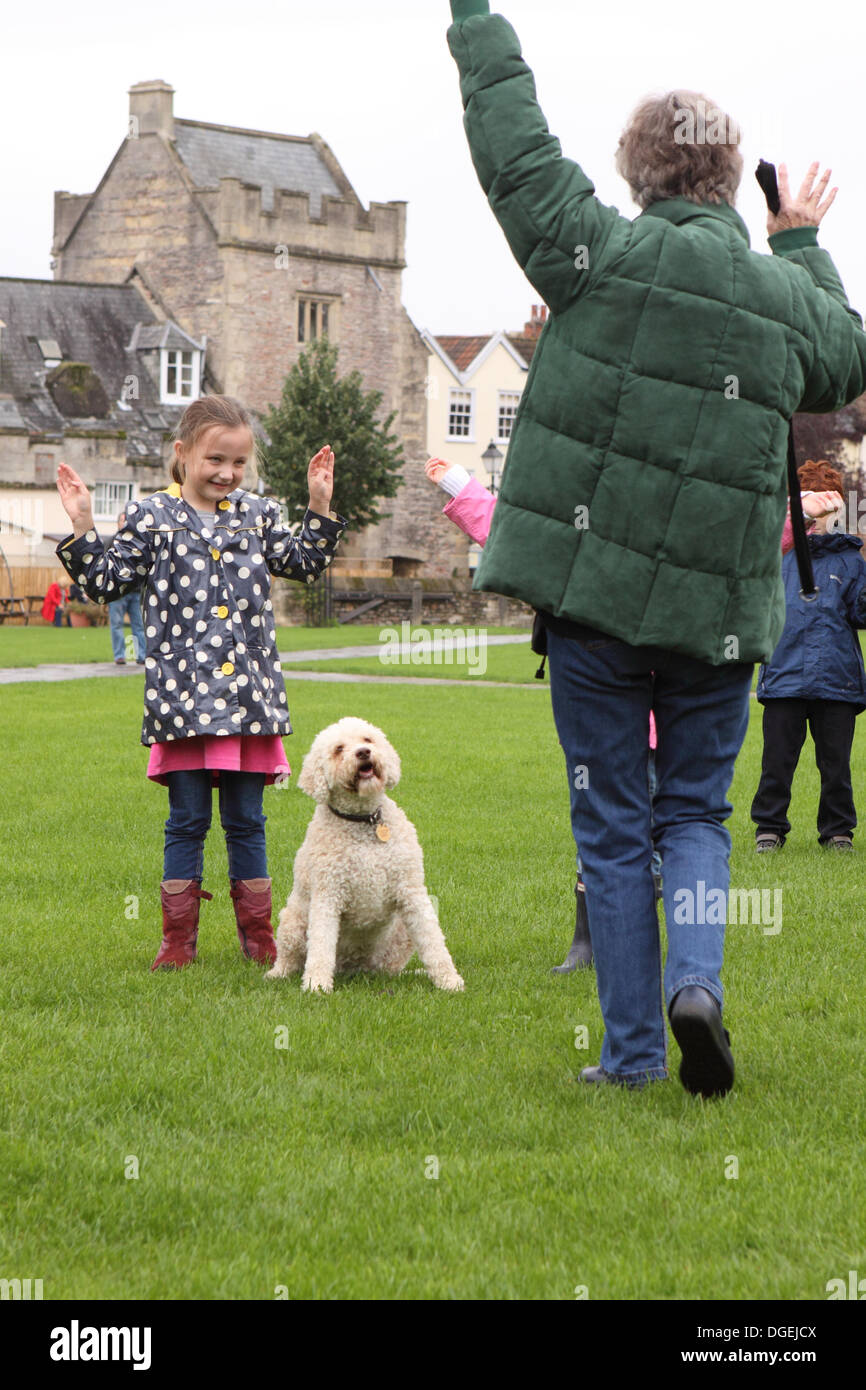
752, 460, 866, 851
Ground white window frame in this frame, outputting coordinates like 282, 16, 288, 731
447, 388, 475, 443
160, 349, 201, 404
93, 481, 135, 521
496, 390, 521, 444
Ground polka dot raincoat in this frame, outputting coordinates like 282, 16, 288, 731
56, 483, 347, 746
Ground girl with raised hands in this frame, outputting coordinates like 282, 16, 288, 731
56, 393, 346, 971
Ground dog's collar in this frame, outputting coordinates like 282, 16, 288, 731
327, 803, 391, 841
328, 804, 383, 825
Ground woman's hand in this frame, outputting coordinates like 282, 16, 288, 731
768, 163, 838, 236
307, 445, 335, 515
56, 462, 95, 537
801, 489, 844, 519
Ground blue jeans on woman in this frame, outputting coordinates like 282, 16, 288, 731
109, 591, 146, 662
546, 624, 753, 1083
163, 771, 268, 881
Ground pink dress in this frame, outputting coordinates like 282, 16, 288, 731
147, 735, 290, 786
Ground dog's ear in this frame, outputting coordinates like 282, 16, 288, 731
382, 740, 401, 790
297, 743, 330, 802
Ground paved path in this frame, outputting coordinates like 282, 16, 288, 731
0, 633, 536, 687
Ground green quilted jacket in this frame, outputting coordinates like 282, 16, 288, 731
447, 3, 866, 663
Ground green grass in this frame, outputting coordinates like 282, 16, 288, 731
0, 623, 529, 668
1, 675, 864, 1299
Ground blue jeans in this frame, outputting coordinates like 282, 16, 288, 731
578, 750, 661, 882
109, 591, 146, 661
163, 770, 268, 881
547, 625, 753, 1081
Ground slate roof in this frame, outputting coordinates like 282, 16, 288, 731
0, 277, 206, 461
174, 120, 343, 217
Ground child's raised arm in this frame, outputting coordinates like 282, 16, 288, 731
424, 456, 496, 547
55, 462, 156, 603
262, 446, 347, 582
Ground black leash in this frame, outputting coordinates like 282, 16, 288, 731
756, 159, 818, 601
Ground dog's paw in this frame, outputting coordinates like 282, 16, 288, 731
302, 974, 334, 994
433, 971, 465, 992
264, 964, 287, 980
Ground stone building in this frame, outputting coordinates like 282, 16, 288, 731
0, 276, 207, 564
49, 78, 457, 577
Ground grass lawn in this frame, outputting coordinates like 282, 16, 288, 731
0, 623, 529, 669
1, 672, 864, 1300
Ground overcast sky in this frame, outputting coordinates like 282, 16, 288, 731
3, 0, 863, 340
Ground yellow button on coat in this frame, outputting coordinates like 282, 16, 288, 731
210, 547, 220, 560
221, 661, 234, 675
217, 605, 229, 618
218, 500, 231, 510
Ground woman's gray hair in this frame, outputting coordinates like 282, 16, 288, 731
614, 89, 743, 209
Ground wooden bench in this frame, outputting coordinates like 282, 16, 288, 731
0, 595, 41, 625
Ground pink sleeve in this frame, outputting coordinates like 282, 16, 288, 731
649, 710, 657, 750
442, 476, 497, 547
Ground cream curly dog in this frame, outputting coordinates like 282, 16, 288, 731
266, 717, 464, 994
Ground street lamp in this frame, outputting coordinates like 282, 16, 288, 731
481, 439, 504, 497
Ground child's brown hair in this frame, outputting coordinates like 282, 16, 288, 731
170, 395, 264, 486
797, 458, 844, 495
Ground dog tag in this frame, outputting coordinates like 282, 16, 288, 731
376, 823, 391, 842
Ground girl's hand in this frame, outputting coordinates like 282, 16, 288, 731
425, 457, 450, 485
56, 461, 95, 536
801, 489, 844, 518
768, 162, 838, 236
308, 445, 334, 515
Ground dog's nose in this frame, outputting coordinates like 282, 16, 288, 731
356, 747, 372, 761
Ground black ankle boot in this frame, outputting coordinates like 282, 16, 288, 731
551, 880, 593, 973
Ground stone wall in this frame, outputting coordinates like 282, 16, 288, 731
270, 576, 534, 630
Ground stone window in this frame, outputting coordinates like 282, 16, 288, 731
447, 389, 474, 441
298, 297, 339, 343
497, 390, 521, 443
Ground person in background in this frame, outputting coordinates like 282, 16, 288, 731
41, 580, 69, 627
752, 462, 866, 852
107, 509, 146, 665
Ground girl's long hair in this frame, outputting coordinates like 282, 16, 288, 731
170, 395, 263, 485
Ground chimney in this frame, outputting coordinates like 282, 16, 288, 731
128, 80, 175, 140
524, 304, 548, 339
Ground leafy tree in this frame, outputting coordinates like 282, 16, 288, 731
260, 337, 404, 528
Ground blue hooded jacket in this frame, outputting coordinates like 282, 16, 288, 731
757, 531, 866, 709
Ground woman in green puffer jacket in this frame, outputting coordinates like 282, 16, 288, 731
446, 0, 866, 1095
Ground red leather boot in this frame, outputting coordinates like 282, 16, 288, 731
230, 878, 277, 964
151, 879, 213, 971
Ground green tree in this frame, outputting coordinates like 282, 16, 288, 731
260, 337, 404, 528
